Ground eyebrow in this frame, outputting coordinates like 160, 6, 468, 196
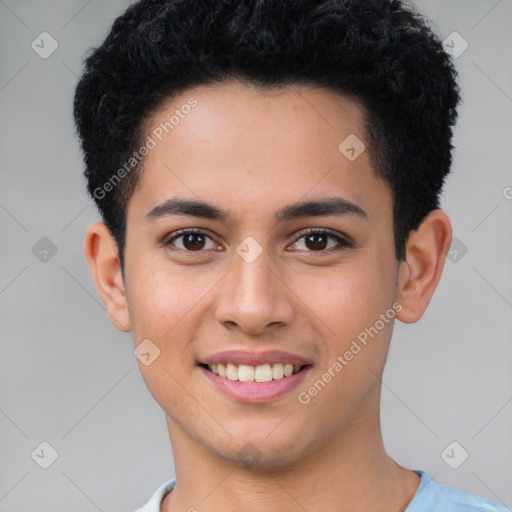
144, 196, 368, 223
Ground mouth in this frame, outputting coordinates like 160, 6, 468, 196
199, 362, 309, 382
198, 350, 313, 402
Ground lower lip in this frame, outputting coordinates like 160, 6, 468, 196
200, 365, 312, 403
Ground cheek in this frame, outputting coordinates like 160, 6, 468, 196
126, 259, 201, 338
126, 264, 203, 407
294, 262, 397, 414
125, 260, 225, 380
296, 259, 394, 340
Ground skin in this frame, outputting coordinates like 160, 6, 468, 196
84, 81, 452, 511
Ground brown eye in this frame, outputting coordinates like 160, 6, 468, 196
165, 229, 218, 252
289, 229, 352, 253
304, 233, 329, 251
182, 233, 206, 251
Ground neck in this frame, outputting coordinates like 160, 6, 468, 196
161, 394, 420, 512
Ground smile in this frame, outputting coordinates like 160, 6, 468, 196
199, 349, 313, 401
204, 362, 305, 382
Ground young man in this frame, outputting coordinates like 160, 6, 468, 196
74, 0, 509, 511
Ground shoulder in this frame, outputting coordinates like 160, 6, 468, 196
406, 471, 510, 512
134, 478, 176, 512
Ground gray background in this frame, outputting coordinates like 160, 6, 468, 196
1, 0, 511, 510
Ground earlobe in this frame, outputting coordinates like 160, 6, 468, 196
84, 222, 131, 332
395, 210, 452, 324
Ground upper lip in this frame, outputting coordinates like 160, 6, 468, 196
201, 349, 313, 367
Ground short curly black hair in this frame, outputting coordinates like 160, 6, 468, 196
74, 0, 460, 272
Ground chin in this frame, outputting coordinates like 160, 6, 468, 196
211, 433, 311, 471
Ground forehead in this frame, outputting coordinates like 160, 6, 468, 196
130, 80, 391, 226
144, 80, 367, 158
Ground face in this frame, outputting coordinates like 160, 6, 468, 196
120, 81, 401, 466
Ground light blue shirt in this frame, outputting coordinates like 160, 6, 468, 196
134, 470, 510, 512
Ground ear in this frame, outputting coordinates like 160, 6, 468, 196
395, 209, 452, 324
84, 222, 131, 332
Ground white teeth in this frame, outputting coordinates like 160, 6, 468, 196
254, 364, 273, 383
206, 362, 305, 382
272, 363, 284, 379
238, 364, 255, 382
283, 363, 294, 377
226, 363, 238, 380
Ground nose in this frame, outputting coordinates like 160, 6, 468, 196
214, 246, 294, 336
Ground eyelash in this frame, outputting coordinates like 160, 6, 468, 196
163, 228, 352, 255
